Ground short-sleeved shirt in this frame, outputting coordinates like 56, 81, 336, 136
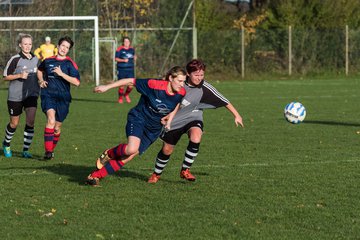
38, 56, 80, 101
115, 46, 135, 69
169, 79, 229, 130
3, 52, 40, 102
126, 78, 186, 154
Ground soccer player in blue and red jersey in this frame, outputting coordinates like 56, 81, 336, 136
85, 66, 186, 186
115, 37, 136, 103
37, 36, 80, 160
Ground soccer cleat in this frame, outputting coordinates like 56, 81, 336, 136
96, 149, 111, 170
22, 151, 33, 158
3, 144, 12, 158
147, 173, 161, 184
180, 169, 196, 181
44, 151, 54, 160
118, 96, 123, 104
85, 174, 100, 187
125, 94, 131, 103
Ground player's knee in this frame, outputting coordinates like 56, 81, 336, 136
125, 146, 138, 156
189, 134, 202, 143
162, 144, 174, 155
9, 122, 18, 129
47, 118, 56, 127
54, 128, 61, 135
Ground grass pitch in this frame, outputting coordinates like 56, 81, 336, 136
0, 78, 360, 239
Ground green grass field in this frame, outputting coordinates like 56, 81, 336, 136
1, 78, 360, 239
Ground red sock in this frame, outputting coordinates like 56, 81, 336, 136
125, 86, 133, 96
108, 143, 128, 160
44, 128, 54, 152
53, 133, 61, 150
91, 160, 125, 178
118, 87, 124, 97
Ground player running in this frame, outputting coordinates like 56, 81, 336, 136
37, 36, 80, 160
2, 33, 40, 158
148, 59, 244, 183
85, 66, 186, 186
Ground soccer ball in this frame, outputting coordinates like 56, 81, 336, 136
284, 102, 306, 124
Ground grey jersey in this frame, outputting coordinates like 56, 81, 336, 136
170, 79, 229, 130
3, 52, 40, 101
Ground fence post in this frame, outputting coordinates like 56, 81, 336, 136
241, 26, 245, 79
288, 25, 292, 76
346, 25, 349, 76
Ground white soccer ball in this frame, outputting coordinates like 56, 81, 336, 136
284, 102, 306, 124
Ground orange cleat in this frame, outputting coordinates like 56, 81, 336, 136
147, 173, 161, 183
96, 149, 111, 170
180, 169, 196, 181
125, 94, 131, 103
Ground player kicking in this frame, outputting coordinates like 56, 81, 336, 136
148, 59, 244, 183
37, 36, 80, 160
85, 66, 186, 187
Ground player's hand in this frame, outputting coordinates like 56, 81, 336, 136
19, 71, 29, 80
235, 116, 244, 127
39, 80, 48, 88
52, 66, 63, 77
161, 115, 170, 125
94, 85, 109, 93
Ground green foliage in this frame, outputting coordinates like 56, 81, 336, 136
268, 0, 360, 28
1, 79, 360, 239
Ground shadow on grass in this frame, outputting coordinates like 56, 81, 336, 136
0, 148, 44, 161
40, 163, 149, 185
72, 97, 116, 104
40, 163, 94, 185
304, 120, 360, 127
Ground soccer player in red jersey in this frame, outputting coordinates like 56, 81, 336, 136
86, 66, 186, 186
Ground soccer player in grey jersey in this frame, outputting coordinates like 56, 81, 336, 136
2, 33, 40, 158
148, 59, 244, 183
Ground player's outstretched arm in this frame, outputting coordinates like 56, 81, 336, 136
226, 103, 244, 127
94, 78, 134, 93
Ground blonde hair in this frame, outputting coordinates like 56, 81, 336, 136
165, 66, 186, 81
17, 33, 33, 45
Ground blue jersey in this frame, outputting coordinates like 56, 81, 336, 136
38, 56, 80, 95
115, 46, 135, 69
126, 78, 186, 154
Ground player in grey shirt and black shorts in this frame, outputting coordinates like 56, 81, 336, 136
2, 33, 40, 158
148, 59, 244, 183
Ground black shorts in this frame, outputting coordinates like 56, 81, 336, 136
7, 96, 38, 116
160, 120, 204, 145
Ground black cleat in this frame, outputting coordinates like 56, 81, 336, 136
44, 151, 54, 160
85, 174, 100, 187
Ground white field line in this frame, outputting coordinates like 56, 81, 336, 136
0, 158, 359, 177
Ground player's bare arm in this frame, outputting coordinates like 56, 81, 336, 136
225, 103, 244, 127
115, 57, 129, 63
94, 78, 134, 93
163, 103, 181, 131
37, 70, 48, 88
3, 71, 29, 81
